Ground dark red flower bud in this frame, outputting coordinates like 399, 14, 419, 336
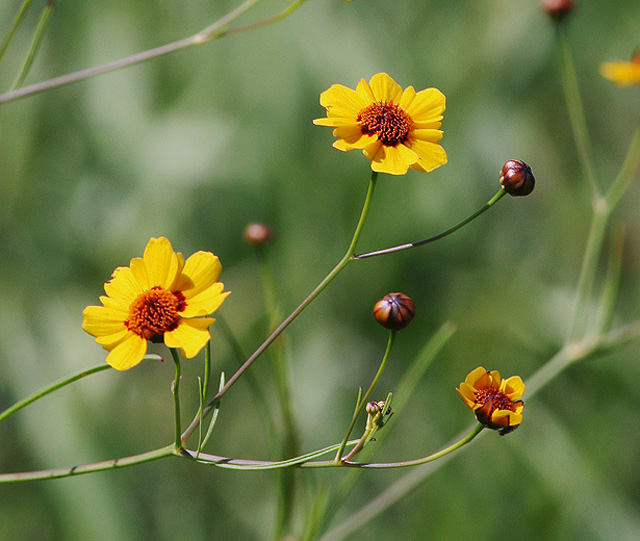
500, 160, 535, 196
542, 0, 575, 21
243, 223, 274, 246
373, 292, 415, 331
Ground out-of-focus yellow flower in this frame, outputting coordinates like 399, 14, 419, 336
314, 73, 447, 175
83, 237, 229, 370
457, 366, 525, 435
600, 53, 640, 87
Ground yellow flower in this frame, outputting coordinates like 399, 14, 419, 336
600, 53, 640, 87
82, 237, 230, 371
313, 73, 447, 175
457, 366, 525, 435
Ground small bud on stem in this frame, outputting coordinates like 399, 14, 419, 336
499, 160, 535, 196
373, 293, 415, 331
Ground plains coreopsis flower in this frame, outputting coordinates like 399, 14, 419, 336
600, 53, 640, 87
457, 366, 525, 435
314, 73, 447, 175
83, 237, 230, 370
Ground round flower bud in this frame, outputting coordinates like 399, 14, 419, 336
366, 401, 381, 415
542, 0, 575, 21
243, 223, 274, 246
373, 292, 415, 331
499, 160, 535, 196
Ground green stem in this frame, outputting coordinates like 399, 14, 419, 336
567, 200, 610, 341
0, 445, 175, 483
257, 244, 299, 540
334, 331, 395, 463
354, 188, 506, 259
188, 424, 484, 470
605, 125, 640, 209
0, 0, 36, 66
556, 25, 601, 201
0, 0, 308, 105
10, 0, 55, 91
181, 172, 378, 443
214, 315, 280, 447
0, 363, 111, 423
169, 349, 183, 450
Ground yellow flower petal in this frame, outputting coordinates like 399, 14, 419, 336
408, 138, 448, 173
82, 306, 126, 336
143, 237, 181, 289
104, 266, 144, 308
182, 286, 230, 318
164, 318, 214, 358
501, 376, 525, 400
369, 72, 404, 103
600, 60, 640, 87
105, 334, 148, 371
406, 87, 445, 123
175, 251, 222, 298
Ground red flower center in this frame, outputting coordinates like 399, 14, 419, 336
357, 101, 413, 147
475, 388, 516, 413
125, 287, 186, 339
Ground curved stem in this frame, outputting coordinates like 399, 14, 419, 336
354, 188, 506, 259
180, 172, 378, 443
605, 125, 640, 209
555, 25, 600, 201
0, 0, 36, 66
184, 424, 483, 470
0, 363, 111, 423
0, 445, 175, 483
0, 0, 308, 105
334, 331, 395, 463
169, 349, 183, 450
10, 0, 55, 91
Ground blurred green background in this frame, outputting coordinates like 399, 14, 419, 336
1, 0, 640, 539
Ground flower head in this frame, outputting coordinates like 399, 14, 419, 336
457, 366, 525, 435
314, 73, 447, 175
83, 237, 230, 370
600, 53, 640, 87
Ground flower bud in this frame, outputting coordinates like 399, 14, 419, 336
499, 160, 535, 196
365, 401, 381, 415
373, 292, 415, 331
243, 223, 274, 246
542, 0, 575, 21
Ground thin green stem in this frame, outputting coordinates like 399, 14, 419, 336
334, 330, 395, 463
257, 244, 299, 541
0, 445, 175, 483
0, 0, 308, 105
354, 188, 506, 259
181, 172, 378, 443
169, 349, 183, 450
0, 363, 111, 423
605, 125, 640, 209
10, 0, 55, 91
567, 200, 610, 341
214, 315, 280, 447
0, 0, 36, 66
187, 424, 484, 470
555, 25, 601, 201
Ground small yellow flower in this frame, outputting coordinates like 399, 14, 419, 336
314, 73, 447, 175
600, 53, 640, 87
457, 366, 525, 435
83, 237, 230, 371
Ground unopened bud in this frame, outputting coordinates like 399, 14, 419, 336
244, 223, 274, 246
366, 401, 381, 415
500, 160, 535, 196
542, 0, 575, 21
373, 292, 415, 331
